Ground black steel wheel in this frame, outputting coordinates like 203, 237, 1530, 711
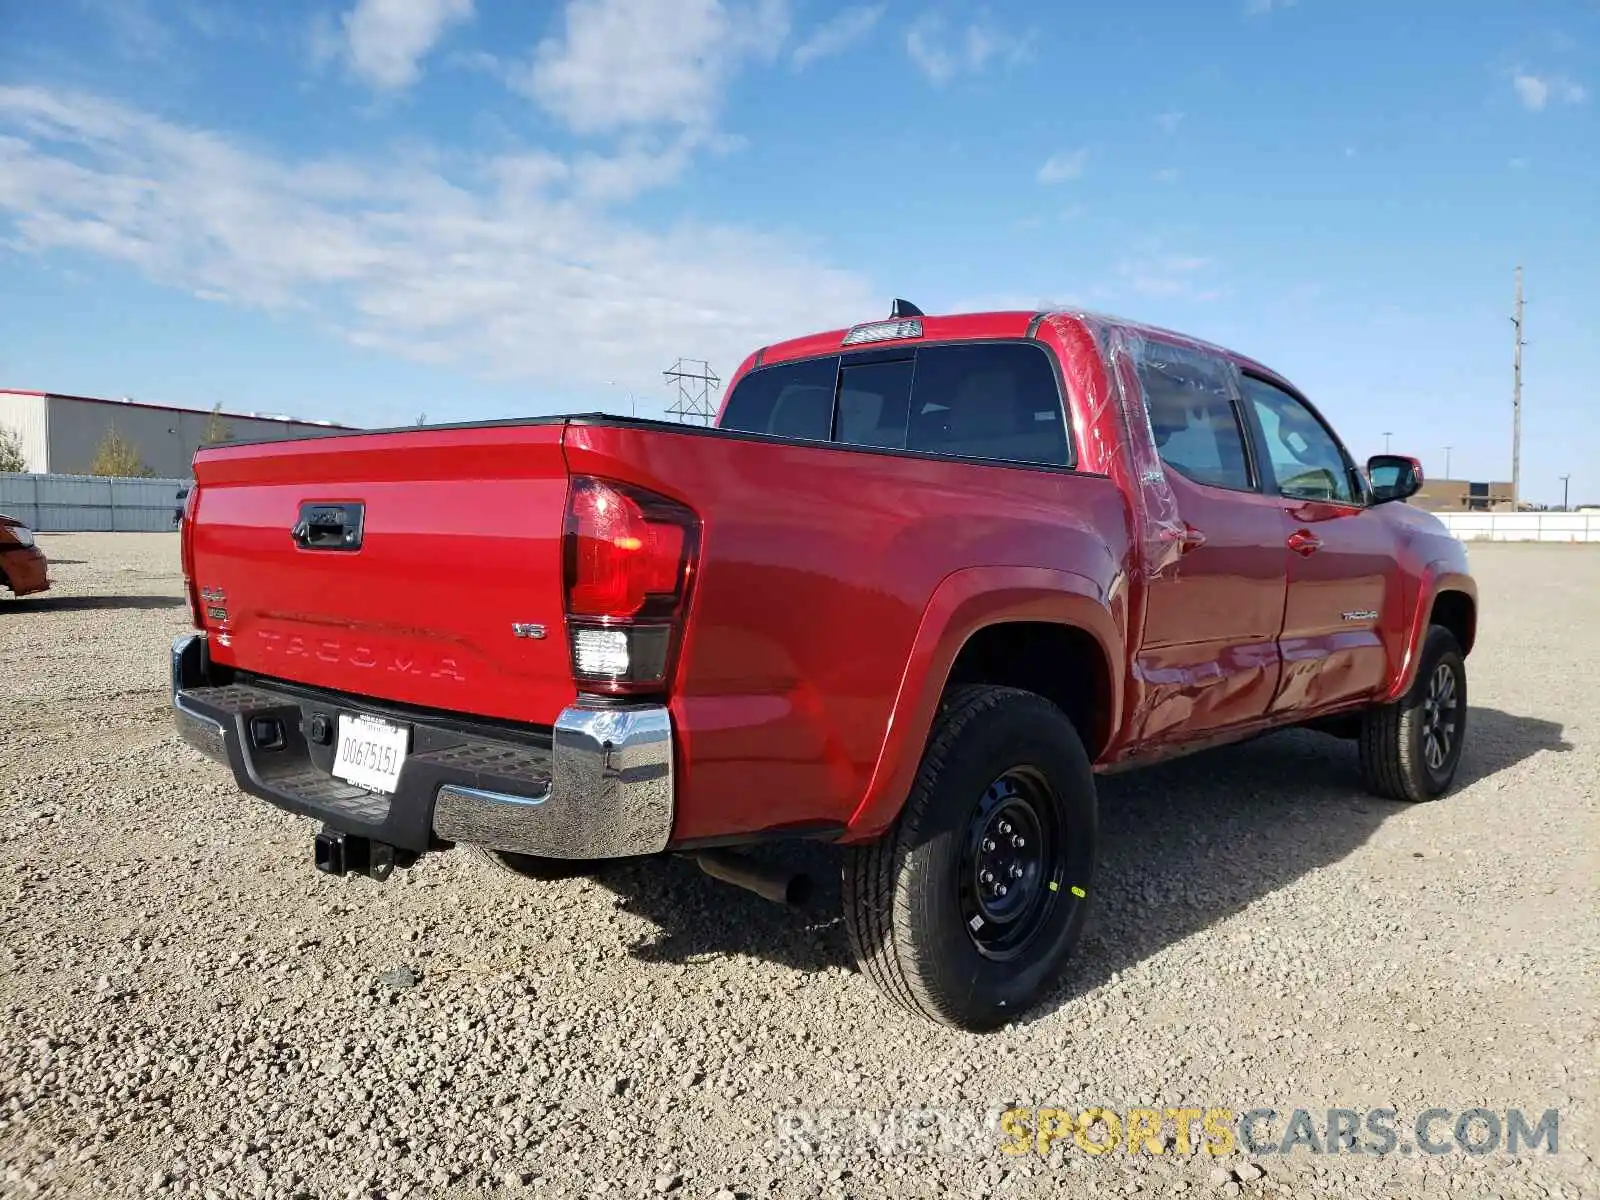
842, 685, 1098, 1031
958, 770, 1061, 960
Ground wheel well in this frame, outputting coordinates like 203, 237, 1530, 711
1430, 590, 1476, 656
945, 622, 1112, 758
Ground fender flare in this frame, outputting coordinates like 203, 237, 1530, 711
843, 565, 1124, 842
1381, 562, 1477, 702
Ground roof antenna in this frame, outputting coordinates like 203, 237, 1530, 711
889, 298, 924, 319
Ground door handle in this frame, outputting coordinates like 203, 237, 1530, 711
1179, 522, 1208, 554
292, 502, 365, 551
1287, 528, 1323, 556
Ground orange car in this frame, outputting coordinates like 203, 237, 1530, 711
0, 513, 48, 597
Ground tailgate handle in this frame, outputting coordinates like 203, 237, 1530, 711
292, 502, 364, 551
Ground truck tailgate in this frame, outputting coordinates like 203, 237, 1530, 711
190, 423, 577, 724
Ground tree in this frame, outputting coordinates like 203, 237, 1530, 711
201, 403, 233, 446
0, 425, 25, 473
88, 427, 155, 478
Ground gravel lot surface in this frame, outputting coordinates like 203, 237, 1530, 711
1, 533, 1595, 1200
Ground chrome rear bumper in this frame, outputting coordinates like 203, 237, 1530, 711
432, 705, 673, 859
170, 633, 674, 860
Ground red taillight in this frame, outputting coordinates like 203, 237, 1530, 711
566, 479, 688, 618
563, 476, 698, 694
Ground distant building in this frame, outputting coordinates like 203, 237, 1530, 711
1411, 477, 1517, 513
0, 389, 355, 477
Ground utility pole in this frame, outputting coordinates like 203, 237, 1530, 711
1443, 445, 1453, 478
1512, 265, 1524, 508
1383, 431, 1393, 453
1560, 474, 1571, 511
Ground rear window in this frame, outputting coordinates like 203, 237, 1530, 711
836, 359, 913, 449
719, 342, 1070, 467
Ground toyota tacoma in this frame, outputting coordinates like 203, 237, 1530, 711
170, 304, 1476, 1029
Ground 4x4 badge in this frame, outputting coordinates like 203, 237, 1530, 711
511, 623, 547, 639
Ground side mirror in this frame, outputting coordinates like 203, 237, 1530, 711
1367, 454, 1424, 504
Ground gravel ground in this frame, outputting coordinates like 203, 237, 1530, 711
1, 533, 1595, 1200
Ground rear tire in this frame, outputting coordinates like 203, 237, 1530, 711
1359, 624, 1467, 802
842, 686, 1098, 1031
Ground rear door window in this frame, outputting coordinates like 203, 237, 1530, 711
908, 343, 1069, 466
718, 355, 840, 441
1136, 347, 1253, 491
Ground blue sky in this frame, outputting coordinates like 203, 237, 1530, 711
1, 0, 1596, 504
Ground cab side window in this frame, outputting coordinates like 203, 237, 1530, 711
1136, 349, 1252, 491
1240, 376, 1357, 504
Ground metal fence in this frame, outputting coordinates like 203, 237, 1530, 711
0, 473, 189, 532
1437, 511, 1600, 543
6, 470, 1597, 542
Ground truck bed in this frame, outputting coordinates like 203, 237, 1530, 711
188, 415, 1130, 842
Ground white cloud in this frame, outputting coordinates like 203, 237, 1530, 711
568, 131, 718, 202
1155, 111, 1184, 135
338, 0, 475, 90
0, 85, 877, 407
905, 14, 1030, 85
792, 4, 883, 68
1115, 251, 1222, 301
1514, 73, 1551, 110
949, 291, 1088, 313
81, 0, 173, 59
1037, 148, 1086, 184
80, 0, 271, 59
523, 0, 789, 134
1512, 71, 1587, 111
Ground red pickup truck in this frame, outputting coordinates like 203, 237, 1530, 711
172, 304, 1475, 1029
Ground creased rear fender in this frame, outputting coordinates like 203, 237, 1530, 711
843, 565, 1124, 842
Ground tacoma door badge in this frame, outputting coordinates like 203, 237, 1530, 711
1341, 609, 1379, 622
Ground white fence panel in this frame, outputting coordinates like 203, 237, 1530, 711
0, 473, 189, 532
1436, 511, 1600, 543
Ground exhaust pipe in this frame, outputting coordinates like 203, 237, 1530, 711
692, 849, 811, 906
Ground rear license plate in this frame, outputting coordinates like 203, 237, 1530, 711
331, 714, 410, 795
